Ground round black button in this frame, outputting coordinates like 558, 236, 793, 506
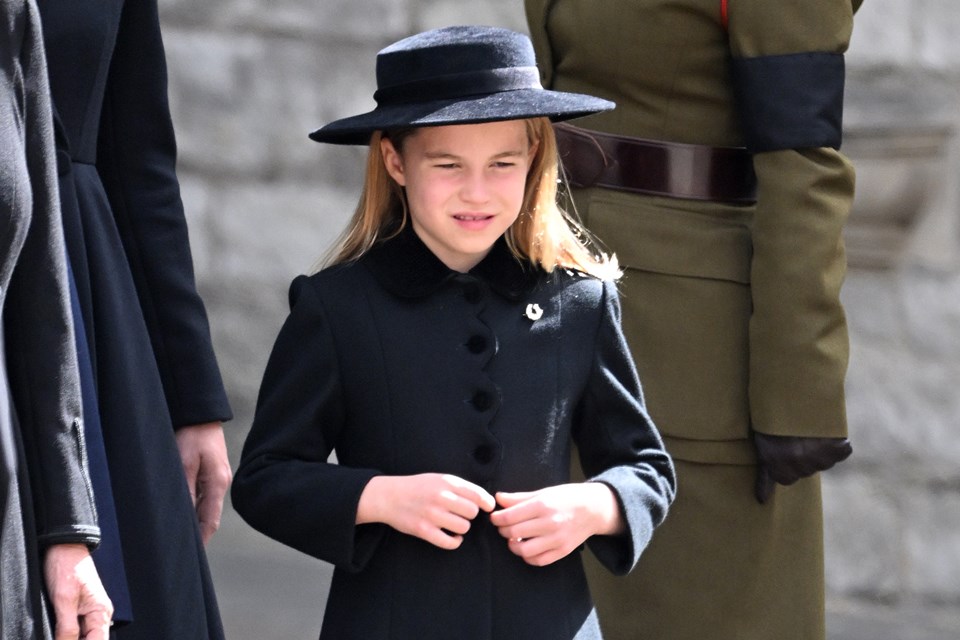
471, 390, 492, 411
463, 282, 482, 303
473, 445, 494, 464
466, 335, 487, 354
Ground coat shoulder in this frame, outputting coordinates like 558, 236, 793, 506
287, 261, 371, 310
543, 269, 618, 308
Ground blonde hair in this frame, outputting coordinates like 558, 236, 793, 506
319, 118, 620, 281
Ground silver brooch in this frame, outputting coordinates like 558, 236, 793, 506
524, 303, 543, 321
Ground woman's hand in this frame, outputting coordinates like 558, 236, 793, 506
175, 421, 232, 545
43, 543, 113, 639
490, 482, 623, 566
357, 474, 496, 550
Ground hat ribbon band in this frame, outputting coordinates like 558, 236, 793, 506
374, 66, 542, 106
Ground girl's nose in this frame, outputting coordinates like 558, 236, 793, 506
460, 170, 491, 203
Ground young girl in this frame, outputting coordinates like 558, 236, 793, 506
232, 25, 676, 640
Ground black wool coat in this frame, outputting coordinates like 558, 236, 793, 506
233, 228, 676, 640
36, 0, 232, 632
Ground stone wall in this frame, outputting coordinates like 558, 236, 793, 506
156, 0, 960, 633
826, 0, 960, 619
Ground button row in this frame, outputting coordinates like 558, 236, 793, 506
470, 390, 493, 412
463, 282, 483, 304
472, 445, 495, 464
465, 334, 487, 354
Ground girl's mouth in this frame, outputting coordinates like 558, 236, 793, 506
453, 214, 496, 230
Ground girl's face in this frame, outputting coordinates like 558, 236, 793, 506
380, 120, 536, 272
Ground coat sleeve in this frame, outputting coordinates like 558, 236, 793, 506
231, 276, 386, 571
3, 0, 99, 548
728, 0, 857, 438
574, 281, 676, 575
94, 0, 231, 428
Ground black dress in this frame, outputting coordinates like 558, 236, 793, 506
37, 0, 233, 635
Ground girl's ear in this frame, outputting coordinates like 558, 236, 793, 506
380, 137, 406, 186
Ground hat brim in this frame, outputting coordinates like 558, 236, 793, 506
309, 89, 614, 145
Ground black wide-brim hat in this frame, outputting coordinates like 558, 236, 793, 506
309, 25, 615, 145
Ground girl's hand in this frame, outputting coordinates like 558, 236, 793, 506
357, 474, 496, 550
490, 483, 624, 566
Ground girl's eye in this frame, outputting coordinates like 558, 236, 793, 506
493, 162, 516, 169
434, 163, 459, 169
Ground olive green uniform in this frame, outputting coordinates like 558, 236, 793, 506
526, 1, 860, 638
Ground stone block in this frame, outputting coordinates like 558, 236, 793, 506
902, 135, 960, 273
845, 68, 958, 130
161, 0, 410, 40
204, 181, 356, 293
903, 489, 960, 603
413, 0, 527, 33
827, 598, 960, 640
841, 270, 902, 341
901, 270, 960, 360
848, 0, 916, 68
823, 472, 902, 599
164, 30, 268, 176
177, 174, 217, 280
159, 0, 226, 27
204, 295, 278, 440
845, 339, 960, 465
842, 126, 953, 270
917, 0, 960, 70
842, 273, 960, 468
844, 342, 911, 461
164, 30, 375, 181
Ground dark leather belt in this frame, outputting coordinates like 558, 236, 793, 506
554, 122, 757, 204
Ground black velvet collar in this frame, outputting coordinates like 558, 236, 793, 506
363, 224, 543, 301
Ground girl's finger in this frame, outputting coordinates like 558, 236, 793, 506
449, 479, 496, 511
434, 510, 473, 536
494, 491, 535, 508
489, 497, 539, 527
425, 528, 464, 551
508, 535, 567, 567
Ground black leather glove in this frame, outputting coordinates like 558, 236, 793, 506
753, 433, 852, 504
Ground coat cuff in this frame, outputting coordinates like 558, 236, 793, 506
585, 466, 671, 576
39, 525, 102, 550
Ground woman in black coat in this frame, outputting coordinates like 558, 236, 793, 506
233, 26, 676, 640
35, 0, 233, 635
1, 0, 111, 636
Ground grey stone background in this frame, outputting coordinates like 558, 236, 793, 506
155, 0, 960, 637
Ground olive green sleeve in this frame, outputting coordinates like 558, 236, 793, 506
747, 149, 854, 438
729, 0, 857, 438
